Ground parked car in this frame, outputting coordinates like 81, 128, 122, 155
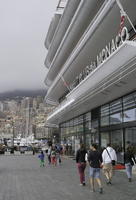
20, 146, 27, 154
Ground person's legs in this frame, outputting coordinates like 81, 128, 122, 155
48, 155, 51, 164
82, 163, 86, 184
42, 160, 45, 167
89, 167, 95, 191
125, 163, 132, 181
77, 163, 83, 184
103, 164, 112, 183
40, 160, 42, 167
108, 165, 113, 183
95, 168, 103, 194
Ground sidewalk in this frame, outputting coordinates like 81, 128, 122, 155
0, 155, 135, 200
62, 156, 136, 200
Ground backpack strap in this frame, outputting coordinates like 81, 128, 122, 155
105, 148, 112, 161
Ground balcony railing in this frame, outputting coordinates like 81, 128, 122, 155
56, 0, 68, 12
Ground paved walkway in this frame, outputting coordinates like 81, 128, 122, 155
0, 154, 136, 200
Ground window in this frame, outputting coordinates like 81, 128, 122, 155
84, 112, 91, 132
110, 99, 122, 124
123, 93, 136, 110
101, 104, 109, 126
123, 108, 136, 122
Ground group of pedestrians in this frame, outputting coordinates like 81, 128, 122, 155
38, 144, 62, 167
76, 143, 136, 194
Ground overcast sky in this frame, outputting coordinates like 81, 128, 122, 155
0, 0, 58, 93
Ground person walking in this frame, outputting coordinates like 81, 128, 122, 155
38, 151, 45, 167
76, 144, 87, 186
102, 143, 117, 185
51, 147, 57, 166
47, 146, 52, 165
124, 146, 136, 182
88, 143, 103, 193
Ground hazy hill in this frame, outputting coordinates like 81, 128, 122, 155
0, 89, 46, 100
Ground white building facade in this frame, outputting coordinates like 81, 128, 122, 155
44, 0, 136, 162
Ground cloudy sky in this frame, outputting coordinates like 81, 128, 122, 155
0, 0, 58, 93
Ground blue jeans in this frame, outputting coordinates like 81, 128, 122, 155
125, 163, 132, 179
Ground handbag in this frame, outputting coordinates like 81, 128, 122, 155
111, 160, 116, 166
130, 159, 134, 166
105, 148, 116, 166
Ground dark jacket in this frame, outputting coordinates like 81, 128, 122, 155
88, 150, 102, 168
124, 151, 136, 165
76, 149, 87, 163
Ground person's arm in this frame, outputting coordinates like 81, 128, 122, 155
99, 153, 103, 163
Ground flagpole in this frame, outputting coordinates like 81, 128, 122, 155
59, 74, 71, 92
116, 0, 136, 33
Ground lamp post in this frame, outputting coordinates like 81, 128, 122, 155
12, 120, 15, 153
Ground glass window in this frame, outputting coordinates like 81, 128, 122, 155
77, 124, 83, 133
84, 112, 91, 132
111, 130, 124, 163
101, 104, 109, 116
85, 121, 91, 132
101, 132, 110, 148
110, 99, 122, 114
92, 119, 98, 128
84, 112, 91, 121
101, 104, 109, 126
101, 116, 109, 126
123, 108, 136, 122
125, 127, 136, 154
123, 93, 136, 110
110, 113, 122, 124
78, 116, 83, 124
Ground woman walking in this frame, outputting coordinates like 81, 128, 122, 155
76, 144, 87, 186
124, 146, 136, 182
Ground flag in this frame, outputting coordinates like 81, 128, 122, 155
119, 14, 125, 34
59, 75, 71, 92
116, 0, 126, 34
116, 0, 136, 33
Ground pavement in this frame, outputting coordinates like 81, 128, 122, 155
0, 154, 136, 200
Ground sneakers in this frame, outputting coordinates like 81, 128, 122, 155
106, 181, 112, 185
79, 183, 86, 186
90, 188, 95, 193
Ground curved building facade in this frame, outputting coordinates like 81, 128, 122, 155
44, 0, 136, 162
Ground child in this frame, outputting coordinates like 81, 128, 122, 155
38, 151, 45, 167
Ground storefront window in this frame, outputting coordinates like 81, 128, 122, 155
123, 93, 136, 110
110, 99, 122, 114
111, 130, 124, 163
100, 104, 109, 126
110, 113, 122, 124
123, 108, 136, 122
125, 127, 136, 154
101, 116, 109, 126
84, 112, 91, 132
101, 132, 110, 148
110, 99, 122, 125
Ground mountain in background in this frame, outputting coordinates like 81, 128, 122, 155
0, 89, 47, 100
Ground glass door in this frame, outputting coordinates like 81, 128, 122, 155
111, 130, 124, 163
101, 132, 110, 148
125, 127, 136, 155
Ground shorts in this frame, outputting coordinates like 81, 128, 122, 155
89, 167, 100, 178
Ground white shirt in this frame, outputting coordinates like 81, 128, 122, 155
102, 147, 117, 164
